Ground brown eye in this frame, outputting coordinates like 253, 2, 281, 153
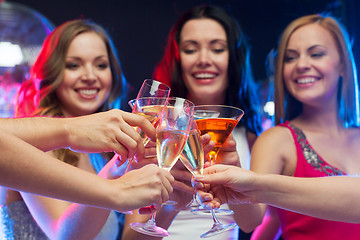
65, 62, 79, 69
97, 62, 109, 69
182, 49, 196, 54
213, 48, 225, 53
311, 52, 325, 58
284, 56, 294, 63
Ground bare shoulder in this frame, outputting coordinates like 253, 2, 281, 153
251, 126, 296, 175
252, 126, 294, 155
256, 125, 294, 144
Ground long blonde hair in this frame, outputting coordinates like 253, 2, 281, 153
274, 14, 359, 127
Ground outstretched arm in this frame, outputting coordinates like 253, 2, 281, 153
21, 158, 174, 240
197, 165, 360, 223
0, 130, 173, 213
0, 109, 155, 160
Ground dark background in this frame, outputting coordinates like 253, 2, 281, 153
9, 0, 360, 100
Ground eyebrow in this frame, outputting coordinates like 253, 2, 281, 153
180, 40, 198, 45
180, 39, 227, 45
308, 44, 326, 51
286, 44, 326, 53
65, 55, 108, 60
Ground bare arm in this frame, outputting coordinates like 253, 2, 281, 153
0, 130, 173, 214
198, 127, 294, 232
253, 174, 360, 223
21, 152, 174, 240
0, 109, 155, 159
197, 164, 360, 223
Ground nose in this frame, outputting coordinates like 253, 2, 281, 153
197, 48, 211, 67
296, 56, 311, 73
81, 65, 97, 82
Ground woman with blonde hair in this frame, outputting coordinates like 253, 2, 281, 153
198, 13, 360, 240
0, 19, 174, 240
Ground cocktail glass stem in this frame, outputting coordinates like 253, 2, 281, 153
209, 154, 216, 166
124, 158, 133, 173
144, 212, 157, 230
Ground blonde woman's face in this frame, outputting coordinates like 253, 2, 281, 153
179, 18, 229, 103
56, 31, 112, 117
282, 23, 343, 107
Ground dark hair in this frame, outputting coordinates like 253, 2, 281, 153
153, 5, 262, 135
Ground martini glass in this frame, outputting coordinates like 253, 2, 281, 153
194, 105, 244, 238
129, 97, 194, 237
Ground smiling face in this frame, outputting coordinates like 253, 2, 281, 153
56, 31, 112, 117
179, 18, 229, 104
283, 23, 343, 107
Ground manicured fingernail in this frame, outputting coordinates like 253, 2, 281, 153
205, 196, 212, 201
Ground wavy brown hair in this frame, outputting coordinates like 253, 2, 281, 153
16, 19, 127, 165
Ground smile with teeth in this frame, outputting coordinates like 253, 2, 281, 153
296, 77, 318, 84
194, 73, 217, 79
77, 89, 99, 96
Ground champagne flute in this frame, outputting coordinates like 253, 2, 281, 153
130, 97, 194, 237
124, 79, 170, 173
136, 78, 170, 99
129, 97, 167, 148
179, 120, 206, 210
194, 105, 244, 238
120, 80, 169, 215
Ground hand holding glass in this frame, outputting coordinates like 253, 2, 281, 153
194, 105, 244, 238
129, 97, 194, 237
124, 79, 170, 173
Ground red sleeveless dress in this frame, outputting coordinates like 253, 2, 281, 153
276, 122, 360, 240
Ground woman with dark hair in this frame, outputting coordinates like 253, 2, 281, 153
197, 13, 360, 240
123, 5, 262, 239
153, 5, 262, 140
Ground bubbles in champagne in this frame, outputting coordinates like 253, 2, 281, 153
156, 130, 188, 171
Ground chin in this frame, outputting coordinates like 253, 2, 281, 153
198, 90, 221, 97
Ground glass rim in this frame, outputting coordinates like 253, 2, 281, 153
128, 96, 168, 102
142, 78, 170, 91
128, 97, 168, 109
165, 97, 195, 108
194, 104, 244, 113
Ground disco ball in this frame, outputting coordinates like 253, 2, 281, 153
0, 1, 54, 117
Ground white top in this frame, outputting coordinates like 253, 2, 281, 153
167, 127, 250, 239
233, 126, 251, 170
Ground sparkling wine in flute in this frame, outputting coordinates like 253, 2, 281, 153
156, 129, 188, 171
124, 98, 167, 174
195, 118, 238, 164
180, 130, 204, 175
133, 105, 164, 145
130, 97, 194, 237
